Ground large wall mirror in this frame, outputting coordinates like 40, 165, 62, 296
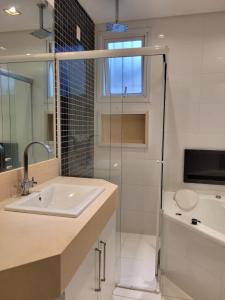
0, 0, 55, 172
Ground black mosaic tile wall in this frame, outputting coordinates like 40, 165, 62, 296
55, 0, 95, 177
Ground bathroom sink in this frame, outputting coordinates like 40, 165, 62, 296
5, 183, 105, 218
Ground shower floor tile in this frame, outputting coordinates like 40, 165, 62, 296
119, 233, 157, 291
114, 233, 193, 300
113, 290, 191, 300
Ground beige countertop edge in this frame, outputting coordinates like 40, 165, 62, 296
0, 176, 118, 300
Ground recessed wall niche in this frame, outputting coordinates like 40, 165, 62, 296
100, 113, 148, 147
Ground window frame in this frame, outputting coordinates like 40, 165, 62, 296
103, 37, 145, 97
96, 29, 151, 103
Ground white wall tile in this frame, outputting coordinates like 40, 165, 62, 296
200, 73, 225, 104
143, 186, 159, 213
122, 158, 161, 187
122, 185, 145, 212
202, 13, 225, 74
157, 11, 225, 192
166, 99, 200, 134
199, 103, 225, 134
121, 211, 157, 235
168, 75, 201, 104
152, 15, 204, 76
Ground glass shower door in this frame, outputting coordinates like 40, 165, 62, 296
112, 53, 166, 294
94, 56, 123, 285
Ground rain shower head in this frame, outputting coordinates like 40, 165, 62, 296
30, 2, 53, 39
106, 0, 128, 33
31, 28, 52, 39
106, 23, 128, 33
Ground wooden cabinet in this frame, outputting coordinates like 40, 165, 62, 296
58, 213, 116, 300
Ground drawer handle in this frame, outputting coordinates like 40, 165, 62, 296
100, 241, 106, 282
95, 248, 102, 292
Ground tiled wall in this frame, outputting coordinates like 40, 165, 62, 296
55, 0, 95, 177
149, 12, 225, 193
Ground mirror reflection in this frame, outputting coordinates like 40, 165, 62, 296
0, 0, 54, 56
0, 0, 55, 173
0, 61, 55, 171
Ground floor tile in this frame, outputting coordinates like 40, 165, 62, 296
112, 293, 185, 300
112, 291, 161, 300
121, 236, 156, 260
112, 296, 129, 300
119, 233, 157, 291
115, 233, 193, 300
113, 287, 144, 299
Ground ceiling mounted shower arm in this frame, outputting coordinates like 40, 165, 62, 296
38, 3, 46, 29
115, 0, 119, 24
30, 1, 52, 39
106, 0, 128, 32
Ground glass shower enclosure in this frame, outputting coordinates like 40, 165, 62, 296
56, 46, 168, 295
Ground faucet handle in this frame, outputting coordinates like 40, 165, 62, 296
32, 177, 38, 185
21, 178, 37, 196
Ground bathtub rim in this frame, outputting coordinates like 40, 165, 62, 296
163, 211, 225, 248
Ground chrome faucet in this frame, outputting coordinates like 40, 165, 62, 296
21, 142, 51, 196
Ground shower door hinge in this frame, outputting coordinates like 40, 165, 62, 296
156, 160, 164, 164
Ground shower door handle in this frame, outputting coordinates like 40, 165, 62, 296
95, 248, 102, 292
100, 241, 106, 282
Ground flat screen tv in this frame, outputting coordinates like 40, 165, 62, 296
184, 149, 225, 185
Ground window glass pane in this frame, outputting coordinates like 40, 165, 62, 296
104, 39, 144, 95
48, 62, 54, 98
107, 40, 143, 50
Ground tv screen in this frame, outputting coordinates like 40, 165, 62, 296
184, 149, 225, 185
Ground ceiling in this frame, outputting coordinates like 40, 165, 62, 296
0, 0, 53, 32
1, 0, 225, 32
78, 0, 225, 23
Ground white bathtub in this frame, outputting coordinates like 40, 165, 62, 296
161, 191, 225, 300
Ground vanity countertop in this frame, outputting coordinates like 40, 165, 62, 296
0, 176, 118, 300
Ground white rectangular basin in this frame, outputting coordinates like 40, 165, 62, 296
5, 183, 105, 218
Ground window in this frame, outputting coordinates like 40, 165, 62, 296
103, 38, 144, 96
48, 61, 54, 98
